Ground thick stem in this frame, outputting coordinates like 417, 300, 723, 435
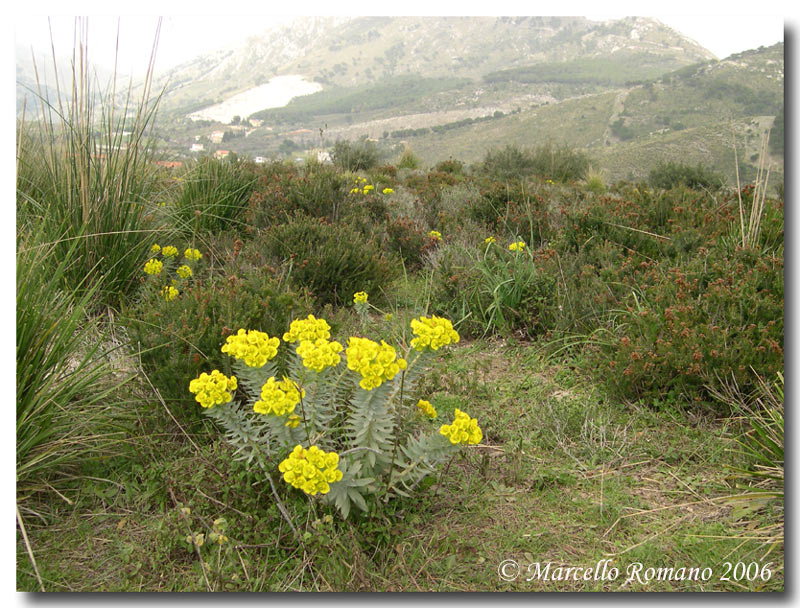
384, 369, 406, 500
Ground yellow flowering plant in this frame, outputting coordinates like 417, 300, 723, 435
189, 313, 478, 520
142, 244, 204, 303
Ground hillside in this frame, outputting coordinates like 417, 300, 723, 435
16, 17, 782, 185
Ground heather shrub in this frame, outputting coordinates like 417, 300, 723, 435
482, 143, 589, 182
648, 160, 725, 191
246, 164, 352, 228
332, 138, 382, 171
384, 216, 438, 270
260, 215, 396, 307
590, 247, 783, 406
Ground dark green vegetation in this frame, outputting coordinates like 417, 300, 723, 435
16, 25, 783, 591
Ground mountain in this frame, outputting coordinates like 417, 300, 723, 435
151, 16, 715, 119
16, 16, 783, 185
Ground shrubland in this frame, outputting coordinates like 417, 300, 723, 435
17, 51, 783, 590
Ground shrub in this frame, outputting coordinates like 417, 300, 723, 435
435, 158, 465, 175
648, 161, 724, 191
174, 157, 259, 233
385, 216, 438, 270
397, 149, 421, 170
588, 247, 783, 406
246, 164, 351, 228
260, 215, 396, 307
482, 143, 589, 182
332, 139, 382, 171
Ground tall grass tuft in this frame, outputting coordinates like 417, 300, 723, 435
16, 18, 163, 309
173, 157, 259, 234
16, 224, 132, 504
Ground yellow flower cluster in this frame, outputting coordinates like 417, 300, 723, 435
150, 244, 161, 254
484, 236, 496, 244
429, 230, 442, 241
184, 248, 202, 261
296, 338, 344, 372
509, 241, 526, 251
162, 245, 179, 258
176, 264, 193, 279
410, 315, 460, 351
283, 314, 331, 344
353, 291, 368, 304
161, 285, 179, 301
382, 187, 394, 195
278, 445, 343, 495
350, 177, 374, 195
221, 329, 280, 368
285, 414, 301, 428
416, 399, 437, 419
346, 337, 407, 390
144, 258, 163, 275
439, 408, 482, 445
189, 370, 238, 408
253, 376, 304, 416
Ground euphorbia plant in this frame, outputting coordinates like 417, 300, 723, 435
189, 312, 482, 520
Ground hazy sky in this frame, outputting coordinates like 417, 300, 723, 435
12, 8, 789, 78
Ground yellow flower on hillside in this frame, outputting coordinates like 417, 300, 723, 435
189, 370, 237, 409
253, 376, 304, 416
382, 187, 394, 194
161, 285, 179, 301
353, 291, 368, 304
346, 336, 407, 390
150, 244, 161, 254
439, 408, 482, 445
161, 245, 178, 258
429, 230, 442, 241
410, 315, 460, 351
283, 315, 331, 344
184, 248, 202, 261
221, 329, 280, 368
484, 236, 496, 244
508, 241, 526, 252
278, 445, 343, 495
416, 399, 437, 419
176, 264, 193, 279
144, 258, 163, 275
296, 338, 344, 373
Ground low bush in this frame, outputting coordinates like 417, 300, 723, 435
260, 215, 396, 307
332, 139, 382, 171
648, 160, 724, 191
482, 143, 589, 182
246, 164, 351, 228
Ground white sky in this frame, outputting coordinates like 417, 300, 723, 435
11, 6, 789, 78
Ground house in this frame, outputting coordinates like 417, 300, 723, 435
209, 130, 225, 144
214, 150, 230, 160
155, 160, 183, 169
254, 156, 267, 164
190, 143, 204, 152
